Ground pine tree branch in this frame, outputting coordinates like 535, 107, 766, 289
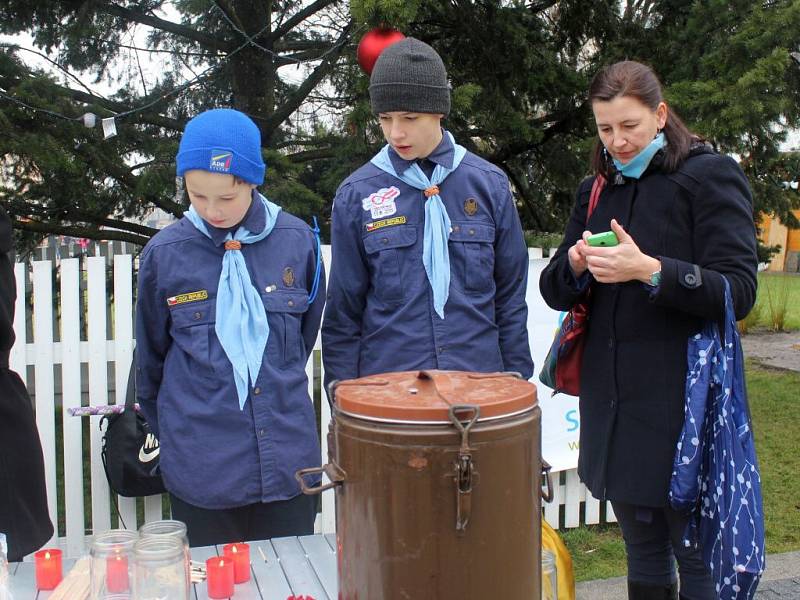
286, 147, 336, 162
270, 0, 342, 42
102, 4, 231, 51
261, 21, 353, 141
84, 215, 159, 237
11, 219, 152, 246
54, 84, 185, 131
505, 166, 545, 230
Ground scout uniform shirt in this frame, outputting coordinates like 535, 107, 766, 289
135, 195, 325, 509
322, 131, 533, 387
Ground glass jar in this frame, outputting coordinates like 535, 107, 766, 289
90, 529, 138, 599
138, 520, 188, 548
138, 520, 190, 588
132, 537, 189, 600
541, 548, 558, 600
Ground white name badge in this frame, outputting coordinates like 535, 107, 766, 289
362, 186, 400, 219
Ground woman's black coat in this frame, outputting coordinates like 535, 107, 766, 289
0, 206, 53, 561
539, 146, 758, 508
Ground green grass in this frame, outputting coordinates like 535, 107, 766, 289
747, 361, 800, 553
748, 273, 800, 331
557, 360, 800, 582
560, 523, 626, 582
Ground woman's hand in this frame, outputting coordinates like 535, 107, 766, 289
582, 219, 661, 284
568, 236, 590, 277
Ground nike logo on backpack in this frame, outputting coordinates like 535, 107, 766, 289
138, 433, 160, 463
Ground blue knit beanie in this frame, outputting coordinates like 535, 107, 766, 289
176, 108, 266, 185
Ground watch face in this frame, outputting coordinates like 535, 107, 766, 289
650, 271, 662, 287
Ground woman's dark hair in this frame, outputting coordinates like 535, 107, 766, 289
588, 61, 699, 176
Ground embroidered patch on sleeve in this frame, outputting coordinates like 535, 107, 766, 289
167, 290, 209, 306
362, 186, 400, 219
365, 216, 407, 232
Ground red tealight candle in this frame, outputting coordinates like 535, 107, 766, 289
106, 553, 129, 593
206, 556, 234, 599
222, 542, 251, 583
34, 548, 63, 590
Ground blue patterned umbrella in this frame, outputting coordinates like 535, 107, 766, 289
669, 279, 765, 599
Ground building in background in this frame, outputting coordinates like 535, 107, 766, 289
761, 210, 800, 272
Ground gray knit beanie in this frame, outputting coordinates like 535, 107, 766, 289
369, 38, 451, 116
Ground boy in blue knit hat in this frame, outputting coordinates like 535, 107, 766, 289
135, 108, 325, 546
322, 38, 532, 386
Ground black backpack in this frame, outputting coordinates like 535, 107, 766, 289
101, 352, 167, 497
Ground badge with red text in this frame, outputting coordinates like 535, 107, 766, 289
362, 186, 400, 219
365, 216, 407, 232
167, 290, 208, 306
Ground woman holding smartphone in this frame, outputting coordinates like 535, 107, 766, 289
539, 61, 758, 600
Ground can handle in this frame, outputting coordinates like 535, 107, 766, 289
541, 460, 554, 503
417, 370, 457, 403
295, 463, 346, 495
448, 404, 480, 532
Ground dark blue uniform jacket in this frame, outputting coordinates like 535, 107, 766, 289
136, 197, 324, 509
322, 132, 533, 387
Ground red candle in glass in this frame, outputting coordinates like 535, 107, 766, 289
34, 548, 63, 590
222, 542, 251, 583
206, 556, 234, 599
106, 553, 129, 593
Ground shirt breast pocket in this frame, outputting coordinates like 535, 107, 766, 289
449, 222, 495, 293
263, 290, 309, 367
169, 301, 215, 375
363, 225, 417, 305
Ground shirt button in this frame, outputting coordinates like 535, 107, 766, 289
258, 428, 265, 437
684, 273, 697, 286
608, 338, 614, 349
253, 387, 261, 395
438, 346, 445, 354
453, 225, 461, 232
468, 229, 476, 236
193, 312, 202, 320
382, 237, 389, 244
287, 300, 294, 307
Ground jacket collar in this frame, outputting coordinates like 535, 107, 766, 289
204, 189, 265, 246
387, 128, 455, 176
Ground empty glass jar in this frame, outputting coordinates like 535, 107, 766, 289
132, 536, 189, 600
90, 529, 138, 600
138, 520, 189, 559
138, 520, 190, 589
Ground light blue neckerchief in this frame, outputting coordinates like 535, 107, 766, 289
184, 193, 281, 409
613, 132, 666, 179
370, 132, 467, 319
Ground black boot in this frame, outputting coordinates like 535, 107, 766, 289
627, 580, 678, 599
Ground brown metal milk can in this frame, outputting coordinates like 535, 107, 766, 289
297, 370, 552, 600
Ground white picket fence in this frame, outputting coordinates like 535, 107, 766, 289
11, 247, 614, 558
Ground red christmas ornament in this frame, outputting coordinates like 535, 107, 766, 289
357, 28, 406, 75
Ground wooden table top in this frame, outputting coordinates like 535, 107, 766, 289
8, 533, 338, 599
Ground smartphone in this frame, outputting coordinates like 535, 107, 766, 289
587, 231, 619, 247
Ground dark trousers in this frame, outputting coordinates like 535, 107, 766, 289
169, 492, 318, 547
611, 501, 716, 600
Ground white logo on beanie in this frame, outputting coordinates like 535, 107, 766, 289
209, 149, 233, 172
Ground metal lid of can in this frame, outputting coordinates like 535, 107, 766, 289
334, 370, 537, 423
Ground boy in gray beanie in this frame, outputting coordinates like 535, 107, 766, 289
323, 38, 532, 386
135, 108, 325, 546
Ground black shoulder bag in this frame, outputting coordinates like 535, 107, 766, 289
100, 352, 167, 497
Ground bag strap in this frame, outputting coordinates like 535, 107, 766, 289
125, 349, 137, 410
587, 175, 607, 223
